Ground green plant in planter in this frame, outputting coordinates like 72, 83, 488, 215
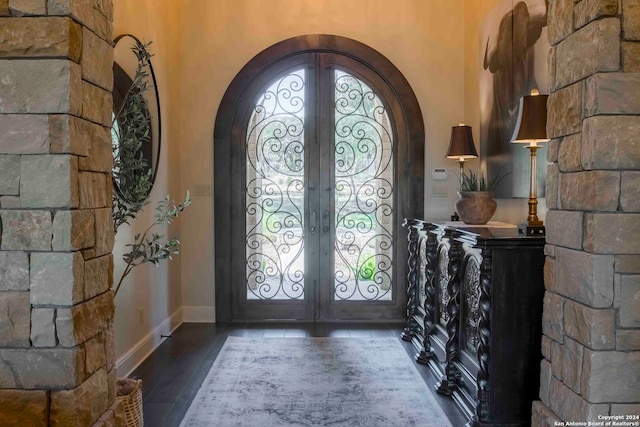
112, 40, 191, 296
459, 168, 510, 192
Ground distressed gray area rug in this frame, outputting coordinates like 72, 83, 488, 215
179, 337, 452, 427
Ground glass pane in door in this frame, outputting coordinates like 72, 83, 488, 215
245, 70, 306, 300
333, 70, 394, 301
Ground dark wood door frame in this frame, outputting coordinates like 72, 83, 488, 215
214, 34, 424, 322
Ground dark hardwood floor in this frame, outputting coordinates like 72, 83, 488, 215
129, 322, 467, 426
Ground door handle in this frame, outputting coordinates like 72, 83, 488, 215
322, 210, 330, 234
309, 209, 317, 233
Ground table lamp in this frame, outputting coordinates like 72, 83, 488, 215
446, 124, 478, 221
511, 89, 549, 236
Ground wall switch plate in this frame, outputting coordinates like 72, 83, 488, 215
432, 184, 448, 197
194, 184, 212, 197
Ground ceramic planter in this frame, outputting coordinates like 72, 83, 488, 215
454, 191, 497, 225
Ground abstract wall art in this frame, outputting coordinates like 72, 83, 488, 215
480, 0, 550, 198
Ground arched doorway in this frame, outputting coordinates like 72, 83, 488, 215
214, 35, 424, 322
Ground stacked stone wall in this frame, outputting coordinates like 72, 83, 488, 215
534, 0, 640, 424
0, 1, 123, 425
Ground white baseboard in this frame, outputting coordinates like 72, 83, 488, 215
116, 307, 184, 377
182, 305, 216, 323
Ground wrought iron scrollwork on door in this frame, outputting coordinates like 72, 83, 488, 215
333, 70, 394, 301
245, 70, 306, 300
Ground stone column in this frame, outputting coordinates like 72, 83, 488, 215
534, 0, 640, 424
0, 1, 123, 425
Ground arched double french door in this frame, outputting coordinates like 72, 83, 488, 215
215, 35, 424, 322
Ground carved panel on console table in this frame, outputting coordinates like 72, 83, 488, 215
462, 252, 481, 355
436, 231, 462, 396
418, 223, 438, 364
421, 225, 455, 385
452, 247, 483, 417
473, 244, 492, 425
401, 219, 422, 342
437, 244, 451, 328
413, 231, 430, 363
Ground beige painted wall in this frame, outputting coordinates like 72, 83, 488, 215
178, 0, 467, 315
463, 0, 547, 224
112, 0, 541, 356
113, 0, 184, 367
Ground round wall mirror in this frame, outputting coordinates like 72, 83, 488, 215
112, 34, 161, 200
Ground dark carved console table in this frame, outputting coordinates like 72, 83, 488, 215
402, 219, 545, 427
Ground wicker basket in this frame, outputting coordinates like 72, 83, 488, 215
116, 378, 144, 427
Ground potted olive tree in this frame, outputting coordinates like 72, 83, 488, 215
112, 39, 190, 294
111, 39, 190, 427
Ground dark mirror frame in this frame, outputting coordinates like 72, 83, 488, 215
112, 33, 162, 197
